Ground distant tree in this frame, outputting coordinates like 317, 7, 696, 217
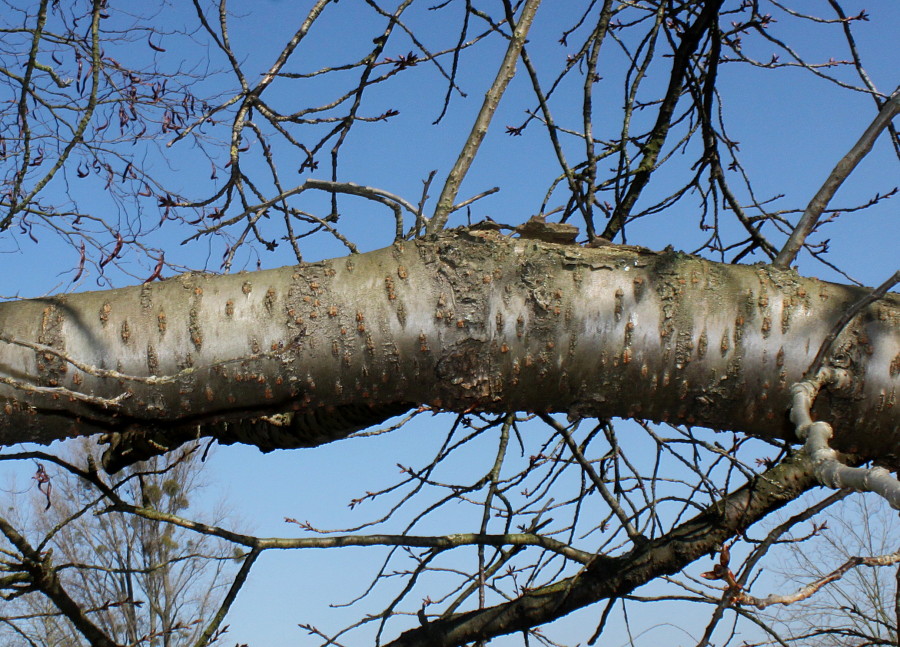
0, 441, 237, 647
763, 494, 899, 647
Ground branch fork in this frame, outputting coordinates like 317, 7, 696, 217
790, 368, 900, 510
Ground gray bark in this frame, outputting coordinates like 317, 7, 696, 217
0, 229, 897, 468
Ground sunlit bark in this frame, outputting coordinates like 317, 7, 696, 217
1, 229, 896, 467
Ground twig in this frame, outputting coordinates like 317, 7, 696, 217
806, 269, 900, 376
737, 550, 900, 609
449, 186, 499, 213
0, 375, 129, 408
120, 499, 597, 561
410, 170, 436, 238
428, 0, 542, 234
182, 178, 418, 245
773, 93, 900, 269
305, 179, 419, 241
539, 414, 645, 545
603, 0, 725, 240
0, 513, 121, 647
827, 0, 900, 161
191, 548, 261, 647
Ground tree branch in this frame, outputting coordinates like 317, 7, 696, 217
384, 452, 819, 647
737, 550, 900, 610
773, 93, 900, 269
791, 369, 900, 509
428, 0, 541, 234
0, 515, 122, 647
603, 0, 725, 240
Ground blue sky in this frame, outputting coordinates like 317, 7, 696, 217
1, 1, 898, 645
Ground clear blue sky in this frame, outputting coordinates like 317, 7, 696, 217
1, 1, 897, 645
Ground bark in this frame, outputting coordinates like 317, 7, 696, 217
0, 229, 897, 468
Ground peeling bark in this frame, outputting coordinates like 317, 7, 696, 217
0, 229, 897, 467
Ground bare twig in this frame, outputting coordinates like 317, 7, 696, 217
827, 0, 900, 161
539, 414, 645, 545
305, 179, 420, 241
428, 0, 542, 234
737, 550, 900, 610
0, 514, 122, 647
119, 499, 596, 561
191, 548, 260, 647
603, 0, 725, 241
0, 375, 129, 408
773, 93, 900, 269
806, 269, 900, 376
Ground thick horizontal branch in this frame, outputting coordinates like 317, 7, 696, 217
0, 229, 896, 467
